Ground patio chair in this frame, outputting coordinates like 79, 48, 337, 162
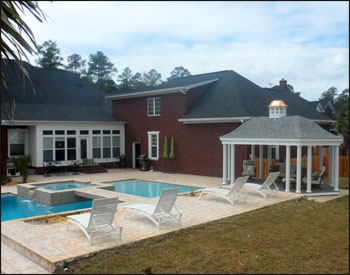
242, 160, 256, 180
66, 198, 122, 245
198, 176, 249, 205
302, 166, 326, 190
123, 188, 182, 229
243, 172, 280, 198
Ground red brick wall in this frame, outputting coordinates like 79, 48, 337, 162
1, 126, 8, 176
112, 92, 245, 177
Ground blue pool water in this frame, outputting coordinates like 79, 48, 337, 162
1, 194, 92, 222
36, 181, 92, 190
105, 180, 200, 198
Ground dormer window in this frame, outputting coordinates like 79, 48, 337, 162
148, 97, 161, 116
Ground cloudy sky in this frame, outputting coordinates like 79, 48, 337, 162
23, 1, 349, 101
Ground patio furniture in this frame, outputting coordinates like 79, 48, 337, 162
66, 197, 122, 245
243, 172, 280, 198
242, 160, 256, 180
123, 188, 182, 229
119, 154, 126, 168
198, 176, 249, 205
43, 162, 53, 177
69, 160, 80, 175
302, 166, 326, 190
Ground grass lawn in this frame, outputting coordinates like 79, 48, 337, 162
56, 193, 349, 274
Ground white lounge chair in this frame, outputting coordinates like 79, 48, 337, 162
123, 188, 182, 229
243, 172, 280, 198
66, 197, 122, 245
198, 176, 249, 205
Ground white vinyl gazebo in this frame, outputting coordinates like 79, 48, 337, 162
219, 101, 343, 195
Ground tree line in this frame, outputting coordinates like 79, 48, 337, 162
35, 40, 192, 93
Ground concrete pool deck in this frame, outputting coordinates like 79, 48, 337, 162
1, 169, 348, 274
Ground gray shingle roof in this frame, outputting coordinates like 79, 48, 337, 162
221, 116, 342, 140
111, 69, 336, 121
1, 60, 125, 122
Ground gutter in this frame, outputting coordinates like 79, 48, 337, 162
105, 78, 219, 100
178, 117, 252, 124
1, 120, 127, 125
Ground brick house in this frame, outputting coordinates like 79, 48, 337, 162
1, 62, 338, 178
108, 70, 336, 177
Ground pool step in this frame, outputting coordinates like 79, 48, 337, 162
1, 238, 51, 274
1, 233, 55, 273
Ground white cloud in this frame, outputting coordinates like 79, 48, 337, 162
22, 1, 349, 100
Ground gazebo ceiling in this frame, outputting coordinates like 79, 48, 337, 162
220, 116, 343, 146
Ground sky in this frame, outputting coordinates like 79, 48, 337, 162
22, 1, 349, 101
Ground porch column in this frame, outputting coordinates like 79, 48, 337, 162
259, 145, 263, 179
306, 146, 312, 193
251, 145, 255, 160
227, 145, 231, 182
285, 145, 291, 192
334, 145, 339, 191
296, 145, 302, 193
319, 146, 323, 171
276, 145, 280, 160
328, 146, 334, 186
267, 145, 271, 174
222, 144, 228, 185
231, 145, 235, 184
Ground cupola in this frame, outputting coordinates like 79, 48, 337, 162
268, 100, 288, 118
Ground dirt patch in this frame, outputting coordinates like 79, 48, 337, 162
25, 215, 67, 225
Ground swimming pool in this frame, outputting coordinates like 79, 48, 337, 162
1, 194, 92, 222
105, 180, 201, 198
35, 181, 93, 191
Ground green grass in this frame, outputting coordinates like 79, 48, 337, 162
56, 195, 349, 274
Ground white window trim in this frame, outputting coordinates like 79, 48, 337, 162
147, 131, 160, 160
147, 97, 161, 117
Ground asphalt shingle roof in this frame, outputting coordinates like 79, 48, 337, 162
111, 69, 332, 121
1, 60, 124, 122
221, 116, 342, 140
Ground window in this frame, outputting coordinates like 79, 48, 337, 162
43, 130, 53, 135
147, 131, 159, 160
92, 136, 101, 159
112, 136, 120, 158
55, 137, 65, 161
8, 129, 25, 157
80, 130, 89, 135
67, 138, 76, 160
43, 137, 53, 162
55, 130, 65, 135
103, 136, 111, 158
147, 97, 161, 116
67, 130, 76, 135
92, 130, 101, 135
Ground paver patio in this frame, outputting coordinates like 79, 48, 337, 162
1, 169, 346, 274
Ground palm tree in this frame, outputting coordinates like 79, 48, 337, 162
1, 1, 47, 120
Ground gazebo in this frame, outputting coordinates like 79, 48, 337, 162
220, 100, 343, 195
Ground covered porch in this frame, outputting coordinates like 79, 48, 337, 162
220, 115, 343, 196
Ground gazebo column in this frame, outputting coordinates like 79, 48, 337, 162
227, 145, 231, 182
222, 144, 228, 185
251, 145, 255, 160
259, 145, 263, 179
285, 145, 291, 192
334, 145, 339, 191
328, 146, 334, 186
306, 146, 312, 193
296, 145, 302, 193
319, 146, 323, 170
230, 145, 235, 184
276, 145, 280, 160
267, 145, 272, 174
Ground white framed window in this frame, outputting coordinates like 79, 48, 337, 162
8, 129, 26, 157
92, 136, 102, 159
147, 97, 161, 116
43, 137, 53, 162
147, 131, 159, 160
